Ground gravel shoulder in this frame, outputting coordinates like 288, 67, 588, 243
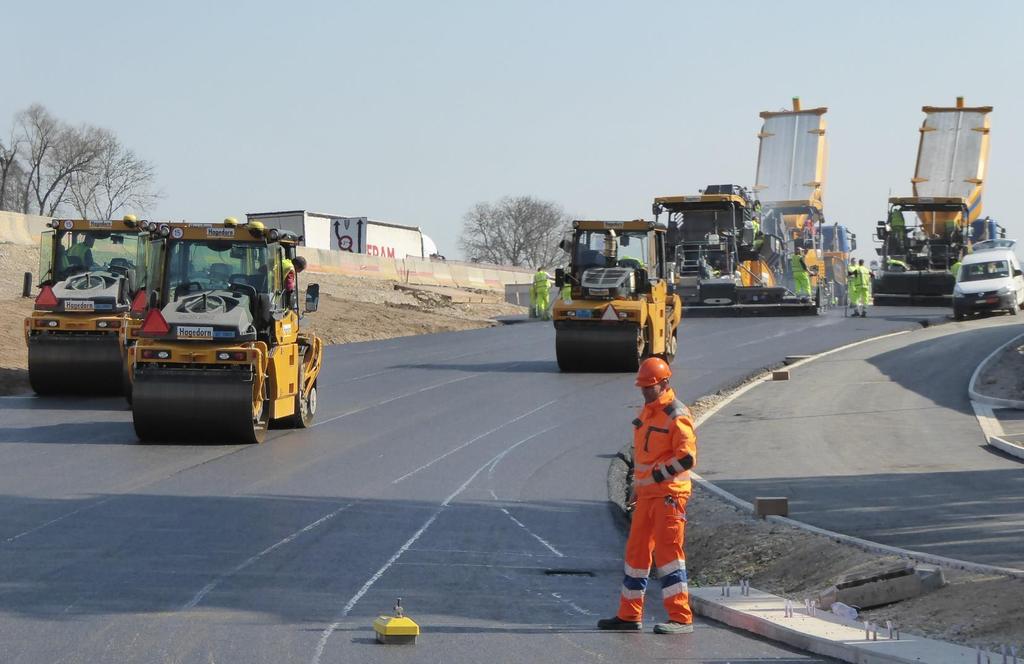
0, 243, 525, 396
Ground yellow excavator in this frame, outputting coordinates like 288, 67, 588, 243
24, 216, 148, 395
130, 218, 323, 443
551, 220, 681, 371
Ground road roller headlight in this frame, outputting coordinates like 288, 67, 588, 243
35, 319, 59, 328
216, 351, 247, 361
141, 349, 171, 360
96, 320, 121, 329
565, 310, 576, 317
49, 219, 61, 229
97, 321, 108, 328
159, 225, 171, 237
267, 229, 280, 241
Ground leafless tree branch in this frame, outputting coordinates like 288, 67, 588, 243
1, 104, 162, 218
458, 195, 571, 268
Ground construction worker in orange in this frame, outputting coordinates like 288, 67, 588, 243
598, 357, 697, 634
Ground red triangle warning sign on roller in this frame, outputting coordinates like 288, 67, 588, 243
601, 305, 618, 321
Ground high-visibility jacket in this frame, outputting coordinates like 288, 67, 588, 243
632, 388, 697, 499
790, 254, 807, 275
848, 265, 871, 292
532, 270, 550, 302
950, 261, 961, 279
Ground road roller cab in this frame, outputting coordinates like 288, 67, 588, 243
24, 216, 148, 395
130, 219, 324, 444
551, 220, 682, 371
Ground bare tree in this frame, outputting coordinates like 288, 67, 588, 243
459, 195, 570, 268
13, 104, 105, 216
0, 128, 26, 211
69, 129, 161, 219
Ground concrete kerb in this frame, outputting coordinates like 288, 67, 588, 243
967, 330, 1024, 461
605, 326, 1024, 663
967, 330, 1024, 409
690, 587, 986, 664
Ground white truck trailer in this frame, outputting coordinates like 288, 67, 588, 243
246, 210, 425, 258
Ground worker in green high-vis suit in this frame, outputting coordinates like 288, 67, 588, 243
530, 268, 551, 320
791, 249, 811, 297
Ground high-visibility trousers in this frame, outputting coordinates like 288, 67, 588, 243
793, 272, 811, 296
850, 288, 869, 306
535, 289, 550, 319
618, 494, 691, 624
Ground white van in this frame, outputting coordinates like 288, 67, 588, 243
953, 241, 1024, 320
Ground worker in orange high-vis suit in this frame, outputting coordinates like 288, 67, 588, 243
598, 357, 697, 634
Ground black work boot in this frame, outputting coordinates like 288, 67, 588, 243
597, 616, 642, 631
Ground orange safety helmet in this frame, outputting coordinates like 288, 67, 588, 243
635, 357, 672, 387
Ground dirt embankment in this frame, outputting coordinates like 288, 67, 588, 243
0, 243, 525, 396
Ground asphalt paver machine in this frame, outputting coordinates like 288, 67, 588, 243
873, 98, 993, 306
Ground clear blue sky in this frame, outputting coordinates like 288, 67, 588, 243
4, 0, 1023, 259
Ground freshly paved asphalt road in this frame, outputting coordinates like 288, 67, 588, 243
0, 307, 950, 663
698, 315, 1024, 568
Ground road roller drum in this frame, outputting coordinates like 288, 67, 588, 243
132, 366, 267, 444
28, 334, 123, 395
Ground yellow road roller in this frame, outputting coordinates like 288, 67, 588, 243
130, 218, 323, 443
552, 220, 682, 372
24, 216, 148, 395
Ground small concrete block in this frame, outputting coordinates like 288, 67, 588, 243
771, 370, 790, 381
914, 564, 946, 592
754, 497, 788, 518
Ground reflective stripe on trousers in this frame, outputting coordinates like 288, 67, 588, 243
616, 495, 692, 624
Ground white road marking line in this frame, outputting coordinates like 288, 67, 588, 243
3, 496, 117, 544
392, 400, 557, 484
498, 507, 564, 558
488, 489, 564, 558
182, 502, 354, 610
312, 373, 478, 429
550, 592, 596, 616
311, 425, 558, 664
